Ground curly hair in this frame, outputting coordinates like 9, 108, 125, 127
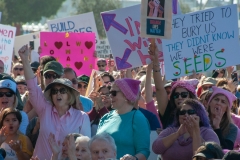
172, 99, 210, 128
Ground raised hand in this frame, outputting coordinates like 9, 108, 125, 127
9, 140, 22, 153
18, 45, 30, 62
67, 134, 76, 155
48, 133, 61, 155
211, 106, 224, 129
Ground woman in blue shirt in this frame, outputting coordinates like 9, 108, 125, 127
97, 78, 150, 160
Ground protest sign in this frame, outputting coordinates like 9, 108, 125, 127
47, 12, 99, 45
162, 4, 240, 80
85, 69, 102, 97
140, 0, 172, 39
101, 5, 164, 71
14, 32, 40, 62
40, 32, 96, 76
0, 24, 16, 74
96, 39, 111, 58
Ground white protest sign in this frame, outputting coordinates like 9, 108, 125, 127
162, 4, 240, 80
47, 12, 99, 44
140, 0, 172, 39
101, 5, 164, 71
14, 32, 40, 62
96, 39, 111, 58
0, 24, 16, 74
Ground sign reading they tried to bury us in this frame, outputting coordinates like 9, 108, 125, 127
162, 5, 240, 80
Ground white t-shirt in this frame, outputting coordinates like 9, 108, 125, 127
1, 142, 17, 160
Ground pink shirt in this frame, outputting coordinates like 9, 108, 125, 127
27, 77, 91, 160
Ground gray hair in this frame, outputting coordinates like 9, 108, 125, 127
89, 132, 117, 152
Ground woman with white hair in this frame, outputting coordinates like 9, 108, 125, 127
89, 132, 117, 160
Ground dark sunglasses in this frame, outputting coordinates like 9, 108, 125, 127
0, 92, 14, 97
78, 84, 87, 89
14, 68, 23, 71
44, 73, 60, 79
179, 109, 196, 115
173, 92, 188, 99
71, 79, 78, 85
51, 88, 68, 95
97, 64, 105, 68
110, 90, 121, 97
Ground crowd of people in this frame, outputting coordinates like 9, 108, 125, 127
0, 42, 238, 160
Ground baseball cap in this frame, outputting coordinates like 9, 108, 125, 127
30, 61, 40, 69
77, 75, 90, 84
0, 79, 17, 93
43, 61, 64, 76
164, 80, 173, 88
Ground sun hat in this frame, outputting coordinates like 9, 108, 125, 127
43, 61, 64, 76
0, 79, 17, 93
201, 77, 217, 86
114, 78, 141, 102
208, 86, 237, 108
77, 75, 90, 84
44, 78, 79, 101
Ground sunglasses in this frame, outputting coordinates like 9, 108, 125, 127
97, 64, 106, 68
71, 79, 78, 85
78, 84, 87, 89
51, 88, 68, 95
110, 90, 121, 97
44, 73, 60, 79
173, 92, 188, 99
0, 92, 14, 97
14, 68, 23, 71
179, 109, 196, 115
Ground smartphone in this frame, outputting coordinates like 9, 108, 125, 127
29, 41, 34, 50
231, 72, 238, 82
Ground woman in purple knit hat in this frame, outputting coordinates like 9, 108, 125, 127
207, 86, 238, 150
148, 43, 198, 129
97, 78, 150, 160
153, 99, 220, 160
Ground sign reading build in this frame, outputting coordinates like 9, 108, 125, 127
162, 5, 240, 80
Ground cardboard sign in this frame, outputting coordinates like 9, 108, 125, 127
47, 12, 99, 45
140, 0, 172, 39
40, 32, 96, 76
96, 39, 111, 58
14, 32, 40, 62
162, 5, 240, 80
101, 5, 164, 71
85, 69, 102, 97
0, 24, 16, 74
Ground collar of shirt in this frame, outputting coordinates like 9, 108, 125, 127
52, 106, 74, 116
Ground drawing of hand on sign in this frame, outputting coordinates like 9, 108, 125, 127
148, 0, 165, 18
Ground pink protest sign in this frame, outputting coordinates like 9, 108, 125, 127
40, 32, 96, 76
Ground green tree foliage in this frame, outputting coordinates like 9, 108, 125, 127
179, 1, 191, 14
72, 0, 122, 38
2, 0, 65, 24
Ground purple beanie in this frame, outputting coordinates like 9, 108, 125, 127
208, 86, 237, 108
171, 80, 196, 96
114, 78, 141, 102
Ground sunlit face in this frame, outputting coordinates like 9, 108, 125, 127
3, 113, 20, 135
17, 84, 27, 95
179, 104, 196, 125
78, 82, 88, 96
209, 94, 229, 116
12, 64, 24, 78
51, 85, 69, 108
63, 71, 78, 90
110, 84, 126, 110
102, 76, 111, 84
173, 88, 189, 108
0, 88, 15, 110
99, 87, 111, 108
90, 139, 116, 160
97, 62, 106, 72
75, 138, 91, 160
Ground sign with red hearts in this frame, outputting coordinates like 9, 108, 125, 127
40, 32, 96, 76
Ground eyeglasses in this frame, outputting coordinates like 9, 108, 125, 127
97, 64, 106, 68
110, 90, 121, 97
44, 73, 60, 79
173, 92, 188, 99
14, 68, 23, 71
78, 84, 87, 89
179, 109, 196, 115
0, 92, 14, 97
51, 88, 68, 95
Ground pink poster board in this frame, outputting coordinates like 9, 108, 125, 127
40, 32, 96, 76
